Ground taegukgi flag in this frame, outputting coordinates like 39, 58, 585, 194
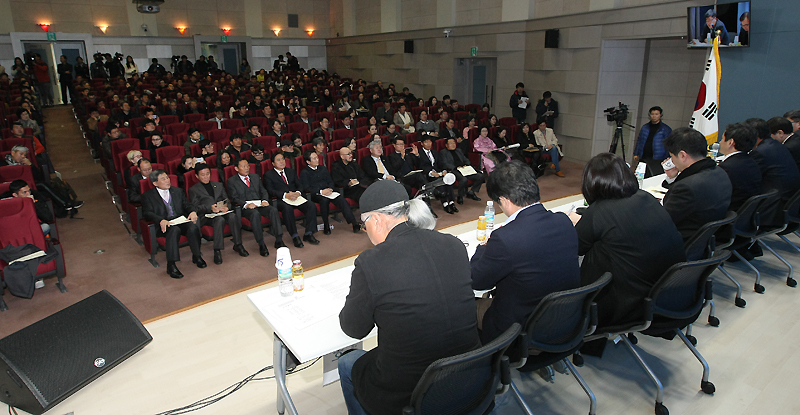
689, 36, 721, 146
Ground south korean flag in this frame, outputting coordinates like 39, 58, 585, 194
689, 36, 722, 146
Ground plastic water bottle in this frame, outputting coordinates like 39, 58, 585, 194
476, 216, 487, 242
292, 260, 304, 292
276, 247, 294, 297
635, 162, 647, 189
484, 201, 495, 237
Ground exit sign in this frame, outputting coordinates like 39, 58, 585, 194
470, 47, 477, 57
220, 35, 228, 43
46, 32, 57, 42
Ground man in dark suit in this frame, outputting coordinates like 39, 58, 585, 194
126, 159, 153, 205
265, 119, 284, 148
439, 117, 459, 141
440, 137, 484, 204
747, 117, 800, 228
312, 117, 334, 140
227, 159, 286, 257
57, 55, 74, 104
189, 164, 249, 265
375, 100, 393, 125
385, 137, 427, 193
165, 100, 184, 122
361, 140, 413, 198
417, 135, 457, 213
662, 127, 732, 241
300, 151, 361, 234
338, 180, 480, 415
141, 170, 206, 279
331, 147, 369, 202
718, 123, 763, 212
769, 116, 800, 172
471, 160, 580, 343
339, 115, 358, 139
263, 153, 320, 248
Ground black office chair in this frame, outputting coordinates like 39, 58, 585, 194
715, 190, 778, 303
755, 188, 800, 288
683, 210, 737, 326
402, 322, 521, 415
507, 273, 611, 415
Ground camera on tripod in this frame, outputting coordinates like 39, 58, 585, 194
604, 103, 629, 123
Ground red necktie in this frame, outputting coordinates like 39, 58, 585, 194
280, 171, 288, 185
244, 176, 250, 187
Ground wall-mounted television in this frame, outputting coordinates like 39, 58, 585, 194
688, 2, 750, 48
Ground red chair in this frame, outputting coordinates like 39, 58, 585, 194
161, 134, 180, 146
0, 165, 37, 189
247, 116, 268, 131
208, 129, 232, 144
1, 138, 34, 152
499, 117, 517, 127
288, 122, 308, 134
194, 120, 218, 134
166, 122, 190, 137
357, 148, 370, 161
326, 152, 342, 173
222, 119, 243, 130
156, 146, 185, 165
160, 115, 179, 126
356, 137, 372, 149
253, 136, 277, 150
110, 138, 140, 160
333, 129, 356, 141
0, 182, 10, 194
0, 197, 67, 309
465, 104, 481, 113
184, 113, 204, 125
435, 139, 447, 152
183, 169, 220, 197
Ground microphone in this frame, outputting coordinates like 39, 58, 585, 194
710, 142, 720, 157
500, 143, 520, 150
415, 173, 456, 199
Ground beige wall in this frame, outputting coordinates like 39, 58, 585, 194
1, 0, 332, 39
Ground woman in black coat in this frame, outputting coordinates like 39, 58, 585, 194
569, 153, 685, 328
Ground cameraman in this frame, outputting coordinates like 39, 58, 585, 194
90, 53, 108, 79
633, 106, 672, 178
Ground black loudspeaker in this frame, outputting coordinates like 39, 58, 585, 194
404, 40, 414, 53
0, 290, 152, 414
545, 29, 560, 48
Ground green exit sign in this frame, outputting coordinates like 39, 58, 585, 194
46, 32, 57, 42
220, 35, 228, 43
470, 47, 477, 57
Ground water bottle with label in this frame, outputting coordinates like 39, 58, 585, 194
635, 162, 647, 189
275, 247, 294, 297
484, 201, 495, 237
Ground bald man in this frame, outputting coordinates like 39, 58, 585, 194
331, 147, 369, 202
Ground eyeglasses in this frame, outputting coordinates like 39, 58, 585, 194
360, 214, 372, 231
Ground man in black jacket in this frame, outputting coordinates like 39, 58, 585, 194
189, 164, 248, 264
227, 159, 286, 257
331, 147, 369, 202
440, 137, 484, 204
338, 180, 481, 415
385, 137, 427, 192
662, 127, 732, 240
747, 117, 800, 227
3, 180, 54, 237
126, 159, 153, 205
299, 151, 360, 234
263, 153, 320, 248
362, 140, 413, 197
141, 170, 205, 279
57, 55, 74, 105
769, 116, 800, 172
718, 123, 762, 212
417, 135, 457, 213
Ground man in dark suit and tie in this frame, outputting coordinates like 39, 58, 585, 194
769, 116, 800, 172
385, 137, 427, 193
747, 117, 800, 228
142, 169, 206, 279
440, 137, 484, 204
300, 151, 361, 234
718, 123, 763, 212
361, 140, 414, 198
339, 115, 358, 140
126, 159, 153, 205
263, 153, 321, 248
227, 158, 286, 257
471, 160, 580, 343
189, 164, 249, 265
662, 127, 732, 240
331, 147, 369, 202
417, 135, 457, 214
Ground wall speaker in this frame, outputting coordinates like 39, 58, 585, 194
0, 290, 152, 414
404, 40, 414, 54
545, 29, 560, 48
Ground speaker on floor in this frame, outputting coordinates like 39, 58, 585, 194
404, 40, 414, 53
0, 290, 152, 414
545, 29, 560, 48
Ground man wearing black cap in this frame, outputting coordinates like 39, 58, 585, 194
338, 180, 481, 415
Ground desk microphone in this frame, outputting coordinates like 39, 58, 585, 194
415, 173, 456, 199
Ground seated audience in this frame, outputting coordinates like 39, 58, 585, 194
224, 134, 251, 160
176, 156, 196, 188
147, 134, 169, 162
126, 159, 152, 204
718, 123, 762, 212
3, 180, 53, 237
439, 137, 484, 204
184, 128, 204, 157
300, 151, 361, 234
393, 103, 414, 134
533, 119, 564, 177
747, 117, 800, 228
227, 158, 286, 256
768, 116, 800, 171
417, 135, 457, 214
331, 147, 369, 202
263, 153, 320, 248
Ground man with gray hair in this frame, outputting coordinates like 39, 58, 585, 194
2, 145, 33, 167
338, 180, 481, 415
362, 140, 413, 197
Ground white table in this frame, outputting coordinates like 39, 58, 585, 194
247, 173, 668, 414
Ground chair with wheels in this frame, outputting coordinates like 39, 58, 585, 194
507, 273, 612, 415
401, 323, 520, 415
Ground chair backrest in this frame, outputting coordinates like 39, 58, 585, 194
0, 165, 36, 190
0, 197, 46, 253
208, 128, 232, 144
159, 115, 179, 126
649, 251, 730, 321
110, 138, 139, 158
403, 323, 521, 415
222, 118, 243, 130
183, 113, 203, 125
684, 210, 737, 261
733, 190, 779, 239
516, 273, 611, 361
156, 146, 185, 164
1, 137, 34, 152
165, 122, 190, 136
194, 120, 218, 133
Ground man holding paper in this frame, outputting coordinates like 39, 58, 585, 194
227, 159, 286, 257
189, 164, 249, 265
300, 151, 361, 234
142, 169, 205, 279
439, 137, 484, 204
264, 153, 321, 248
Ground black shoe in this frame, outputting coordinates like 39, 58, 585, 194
444, 204, 455, 214
233, 244, 249, 257
213, 250, 223, 265
467, 192, 481, 201
353, 223, 362, 233
274, 239, 287, 249
71, 200, 84, 209
304, 234, 320, 245
293, 236, 305, 248
457, 196, 464, 205
749, 244, 763, 257
259, 244, 269, 257
192, 255, 207, 269
166, 262, 184, 279
451, 204, 459, 213
323, 226, 332, 235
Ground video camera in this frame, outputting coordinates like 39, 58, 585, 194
170, 55, 180, 70
604, 103, 629, 123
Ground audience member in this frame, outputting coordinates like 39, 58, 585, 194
393, 103, 414, 134
718, 123, 763, 212
126, 159, 153, 204
300, 151, 361, 234
533, 119, 564, 177
331, 147, 369, 202
768, 116, 800, 171
4, 180, 53, 237
227, 159, 286, 256
225, 134, 251, 160
417, 135, 457, 213
439, 137, 484, 204
184, 128, 204, 157
535, 91, 559, 127
263, 153, 320, 248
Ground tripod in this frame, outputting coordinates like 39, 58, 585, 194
608, 120, 636, 162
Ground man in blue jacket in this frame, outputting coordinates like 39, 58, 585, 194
633, 106, 672, 177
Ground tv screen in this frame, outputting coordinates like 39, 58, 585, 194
687, 2, 750, 48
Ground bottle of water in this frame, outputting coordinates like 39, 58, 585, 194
635, 162, 646, 189
276, 247, 294, 297
484, 201, 495, 236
